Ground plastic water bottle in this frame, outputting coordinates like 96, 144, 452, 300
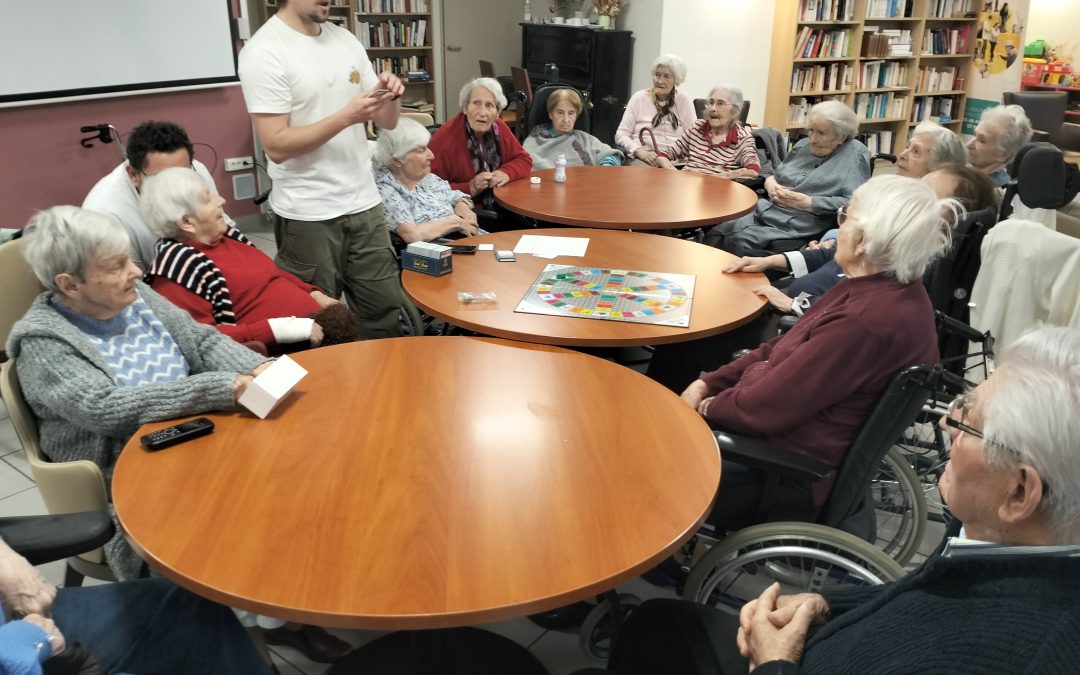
554, 154, 567, 183
524, 0, 532, 22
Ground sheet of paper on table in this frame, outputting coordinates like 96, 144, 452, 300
512, 235, 590, 259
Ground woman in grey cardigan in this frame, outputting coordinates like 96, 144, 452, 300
6, 206, 270, 580
706, 100, 871, 255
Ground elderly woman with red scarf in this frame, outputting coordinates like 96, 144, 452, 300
428, 77, 532, 214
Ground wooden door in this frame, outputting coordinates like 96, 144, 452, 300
441, 0, 523, 119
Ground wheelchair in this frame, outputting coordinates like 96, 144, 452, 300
574, 364, 939, 661
678, 364, 938, 613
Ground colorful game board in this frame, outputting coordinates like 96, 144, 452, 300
515, 265, 695, 327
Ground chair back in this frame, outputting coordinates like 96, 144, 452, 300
522, 84, 592, 139
479, 59, 496, 78
1000, 142, 1080, 221
1003, 91, 1068, 148
0, 359, 111, 569
694, 98, 751, 125
819, 365, 941, 537
401, 111, 435, 127
511, 66, 533, 105
0, 238, 45, 361
923, 206, 1000, 353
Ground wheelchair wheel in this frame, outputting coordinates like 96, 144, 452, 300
680, 522, 905, 614
894, 406, 952, 524
578, 593, 642, 662
871, 446, 927, 566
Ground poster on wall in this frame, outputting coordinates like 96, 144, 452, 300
963, 0, 1029, 135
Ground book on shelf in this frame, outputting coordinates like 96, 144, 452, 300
791, 63, 852, 92
928, 0, 971, 18
799, 0, 854, 21
370, 55, 431, 77
358, 0, 429, 12
853, 91, 906, 120
356, 18, 428, 48
860, 31, 892, 58
866, 0, 913, 18
923, 25, 969, 55
916, 65, 957, 92
856, 129, 894, 155
910, 95, 955, 123
795, 29, 852, 59
858, 60, 909, 89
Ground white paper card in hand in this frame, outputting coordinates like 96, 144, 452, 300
238, 355, 308, 419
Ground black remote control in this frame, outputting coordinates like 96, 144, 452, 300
140, 417, 215, 451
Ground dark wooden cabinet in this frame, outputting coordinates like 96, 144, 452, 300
520, 23, 632, 144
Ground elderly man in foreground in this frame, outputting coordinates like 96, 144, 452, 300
575, 324, 1080, 675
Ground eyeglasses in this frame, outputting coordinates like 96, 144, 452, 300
837, 205, 850, 226
943, 393, 984, 439
704, 99, 730, 109
943, 392, 1051, 495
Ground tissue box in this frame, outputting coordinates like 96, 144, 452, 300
238, 355, 308, 419
402, 241, 452, 277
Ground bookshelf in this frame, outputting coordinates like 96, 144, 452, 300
256, 0, 441, 119
765, 0, 979, 155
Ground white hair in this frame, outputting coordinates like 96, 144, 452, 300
981, 325, 1080, 543
652, 54, 687, 85
458, 77, 507, 113
911, 122, 967, 169
979, 104, 1034, 161
20, 206, 130, 292
139, 167, 209, 240
808, 100, 858, 141
710, 84, 745, 116
373, 117, 431, 169
848, 174, 959, 284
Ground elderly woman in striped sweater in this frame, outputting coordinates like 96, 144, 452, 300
140, 167, 360, 351
656, 84, 760, 180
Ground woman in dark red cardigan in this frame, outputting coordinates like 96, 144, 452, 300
429, 77, 532, 213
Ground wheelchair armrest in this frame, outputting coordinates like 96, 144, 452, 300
0, 513, 115, 566
713, 431, 833, 482
776, 315, 799, 334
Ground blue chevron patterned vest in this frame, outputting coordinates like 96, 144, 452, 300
50, 293, 190, 387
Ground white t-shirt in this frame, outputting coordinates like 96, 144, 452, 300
238, 16, 381, 221
82, 159, 226, 272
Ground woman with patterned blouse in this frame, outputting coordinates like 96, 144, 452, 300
374, 117, 482, 244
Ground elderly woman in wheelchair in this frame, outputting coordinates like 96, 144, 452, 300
705, 100, 870, 256
682, 174, 958, 531
523, 87, 624, 169
573, 324, 1080, 675
655, 84, 759, 180
374, 116, 483, 244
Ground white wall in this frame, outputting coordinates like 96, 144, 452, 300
658, 0, 777, 126
618, 1, 665, 95
1025, 0, 1080, 62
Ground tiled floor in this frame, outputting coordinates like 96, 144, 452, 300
0, 214, 946, 673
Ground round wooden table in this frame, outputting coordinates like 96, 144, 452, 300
493, 165, 758, 230
112, 337, 721, 631
403, 229, 767, 347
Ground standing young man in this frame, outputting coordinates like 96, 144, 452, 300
238, 0, 418, 338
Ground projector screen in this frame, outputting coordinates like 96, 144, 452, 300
0, 0, 238, 106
